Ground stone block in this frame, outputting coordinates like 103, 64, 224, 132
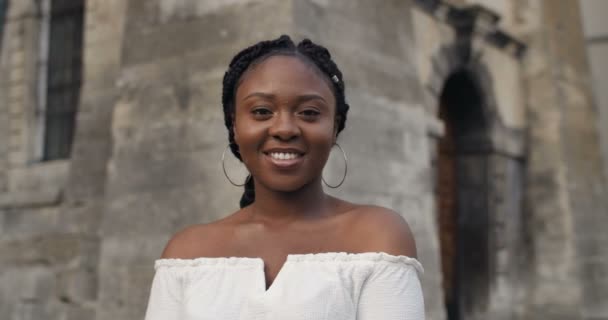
404, 130, 431, 166
576, 230, 608, 259
99, 236, 166, 272
63, 99, 114, 201
55, 201, 104, 235
7, 28, 24, 51
84, 21, 122, 47
86, 0, 127, 25
7, 149, 26, 167
581, 276, 608, 318
5, 0, 36, 19
0, 140, 7, 156
83, 42, 121, 83
12, 301, 47, 320
18, 267, 55, 301
57, 268, 98, 303
64, 159, 108, 202
0, 267, 55, 320
65, 305, 96, 320
0, 233, 98, 267
0, 178, 7, 195
8, 100, 25, 116
7, 160, 69, 192
9, 65, 24, 84
96, 249, 157, 320
580, 258, 608, 285
158, 0, 262, 23
10, 49, 26, 68
0, 206, 61, 236
96, 263, 156, 320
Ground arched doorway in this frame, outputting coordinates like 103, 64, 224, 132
437, 70, 491, 320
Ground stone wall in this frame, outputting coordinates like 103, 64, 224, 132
579, 1, 608, 315
516, 0, 608, 318
0, 1, 73, 319
581, 0, 608, 184
0, 0, 120, 318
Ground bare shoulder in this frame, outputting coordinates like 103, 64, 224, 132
160, 216, 237, 259
348, 205, 417, 258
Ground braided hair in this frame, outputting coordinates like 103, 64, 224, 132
221, 35, 350, 208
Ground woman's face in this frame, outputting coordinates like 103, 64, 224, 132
233, 55, 337, 192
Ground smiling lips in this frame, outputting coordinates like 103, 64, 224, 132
264, 150, 304, 168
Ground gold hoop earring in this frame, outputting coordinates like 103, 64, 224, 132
222, 145, 250, 187
322, 143, 348, 188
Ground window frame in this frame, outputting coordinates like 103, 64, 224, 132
34, 0, 85, 162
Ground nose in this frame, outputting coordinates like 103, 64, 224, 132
269, 112, 300, 141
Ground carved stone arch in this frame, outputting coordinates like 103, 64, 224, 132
426, 43, 503, 137
430, 39, 524, 320
425, 44, 467, 115
465, 53, 500, 124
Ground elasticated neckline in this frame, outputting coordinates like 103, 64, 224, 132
154, 251, 423, 274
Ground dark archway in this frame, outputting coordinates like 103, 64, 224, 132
437, 70, 491, 320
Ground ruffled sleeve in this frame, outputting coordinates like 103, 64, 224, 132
144, 261, 184, 320
357, 258, 425, 320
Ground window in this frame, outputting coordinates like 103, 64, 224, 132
41, 0, 84, 161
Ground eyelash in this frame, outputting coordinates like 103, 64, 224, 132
300, 109, 320, 117
250, 107, 321, 120
252, 108, 272, 115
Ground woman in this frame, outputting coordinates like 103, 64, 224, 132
144, 35, 425, 320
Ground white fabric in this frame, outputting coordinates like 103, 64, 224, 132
144, 252, 425, 320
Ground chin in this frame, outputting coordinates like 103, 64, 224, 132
260, 176, 315, 193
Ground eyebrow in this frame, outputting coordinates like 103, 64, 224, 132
243, 92, 327, 104
243, 92, 275, 100
296, 94, 327, 104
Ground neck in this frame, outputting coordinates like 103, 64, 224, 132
248, 177, 331, 225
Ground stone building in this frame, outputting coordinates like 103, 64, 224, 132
580, 0, 608, 182
0, 0, 606, 319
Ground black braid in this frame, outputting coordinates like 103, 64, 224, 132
221, 35, 350, 208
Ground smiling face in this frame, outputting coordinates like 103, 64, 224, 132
233, 55, 337, 192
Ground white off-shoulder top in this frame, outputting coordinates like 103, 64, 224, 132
144, 252, 425, 320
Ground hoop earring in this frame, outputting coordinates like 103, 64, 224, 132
222, 145, 250, 187
322, 143, 348, 188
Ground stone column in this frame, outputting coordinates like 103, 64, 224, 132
522, 1, 608, 318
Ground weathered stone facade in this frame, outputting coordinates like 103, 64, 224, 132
0, 1, 606, 320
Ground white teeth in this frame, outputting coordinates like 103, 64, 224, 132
269, 152, 300, 160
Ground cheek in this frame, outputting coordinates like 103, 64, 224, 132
233, 116, 250, 145
233, 119, 264, 155
307, 123, 336, 155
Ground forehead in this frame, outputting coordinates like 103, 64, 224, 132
236, 55, 335, 103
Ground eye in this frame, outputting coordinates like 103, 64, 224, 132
251, 107, 273, 118
299, 109, 321, 118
